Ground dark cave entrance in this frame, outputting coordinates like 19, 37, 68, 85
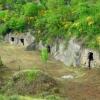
20, 39, 24, 45
47, 45, 51, 53
11, 37, 14, 42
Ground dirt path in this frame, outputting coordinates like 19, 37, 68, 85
0, 43, 100, 100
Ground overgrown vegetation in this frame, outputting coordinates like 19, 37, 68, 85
13, 69, 40, 83
0, 43, 100, 100
41, 48, 49, 68
1, 69, 59, 97
0, 56, 3, 67
0, 0, 100, 48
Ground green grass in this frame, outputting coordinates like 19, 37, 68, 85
0, 94, 63, 100
24, 69, 40, 82
11, 69, 41, 84
0, 95, 44, 100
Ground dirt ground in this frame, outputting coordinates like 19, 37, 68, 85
0, 42, 100, 100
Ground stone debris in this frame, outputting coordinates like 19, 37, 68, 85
61, 75, 74, 79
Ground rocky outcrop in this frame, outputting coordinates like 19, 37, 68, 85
38, 38, 100, 68
5, 32, 35, 47
80, 49, 100, 68
26, 42, 36, 51
51, 38, 81, 67
5, 32, 100, 68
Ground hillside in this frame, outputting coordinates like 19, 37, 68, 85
0, 0, 100, 100
0, 43, 100, 100
0, 0, 100, 49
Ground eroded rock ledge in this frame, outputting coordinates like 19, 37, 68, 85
38, 38, 100, 68
5, 33, 100, 67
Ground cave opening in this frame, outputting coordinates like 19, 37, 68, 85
88, 52, 94, 69
47, 45, 51, 53
20, 39, 24, 45
11, 37, 14, 42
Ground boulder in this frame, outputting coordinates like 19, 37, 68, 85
26, 42, 36, 51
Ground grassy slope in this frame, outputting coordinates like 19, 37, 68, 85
0, 95, 45, 100
0, 42, 100, 100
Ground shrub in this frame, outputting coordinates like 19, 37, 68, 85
25, 69, 40, 82
41, 48, 48, 63
23, 3, 39, 17
0, 56, 3, 67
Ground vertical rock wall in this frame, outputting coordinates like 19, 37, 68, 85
4, 32, 35, 47
38, 38, 100, 68
51, 38, 81, 67
5, 33, 100, 68
80, 49, 100, 67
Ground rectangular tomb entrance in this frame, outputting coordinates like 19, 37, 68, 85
20, 39, 24, 45
11, 37, 14, 42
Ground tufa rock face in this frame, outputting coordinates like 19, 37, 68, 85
4, 33, 100, 68
38, 38, 100, 68
51, 38, 81, 67
5, 32, 35, 47
80, 49, 100, 68
26, 41, 36, 51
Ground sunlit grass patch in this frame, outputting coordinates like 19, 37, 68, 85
0, 95, 45, 100
13, 69, 41, 82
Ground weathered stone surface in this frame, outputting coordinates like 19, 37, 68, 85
26, 42, 36, 51
61, 75, 74, 79
38, 38, 100, 68
51, 38, 81, 67
5, 32, 100, 68
38, 40, 45, 50
5, 32, 35, 47
80, 49, 100, 68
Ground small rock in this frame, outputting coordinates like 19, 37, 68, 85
61, 75, 74, 79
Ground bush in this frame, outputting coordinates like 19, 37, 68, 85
25, 69, 40, 82
23, 3, 39, 17
0, 0, 100, 50
0, 56, 3, 67
41, 48, 48, 63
